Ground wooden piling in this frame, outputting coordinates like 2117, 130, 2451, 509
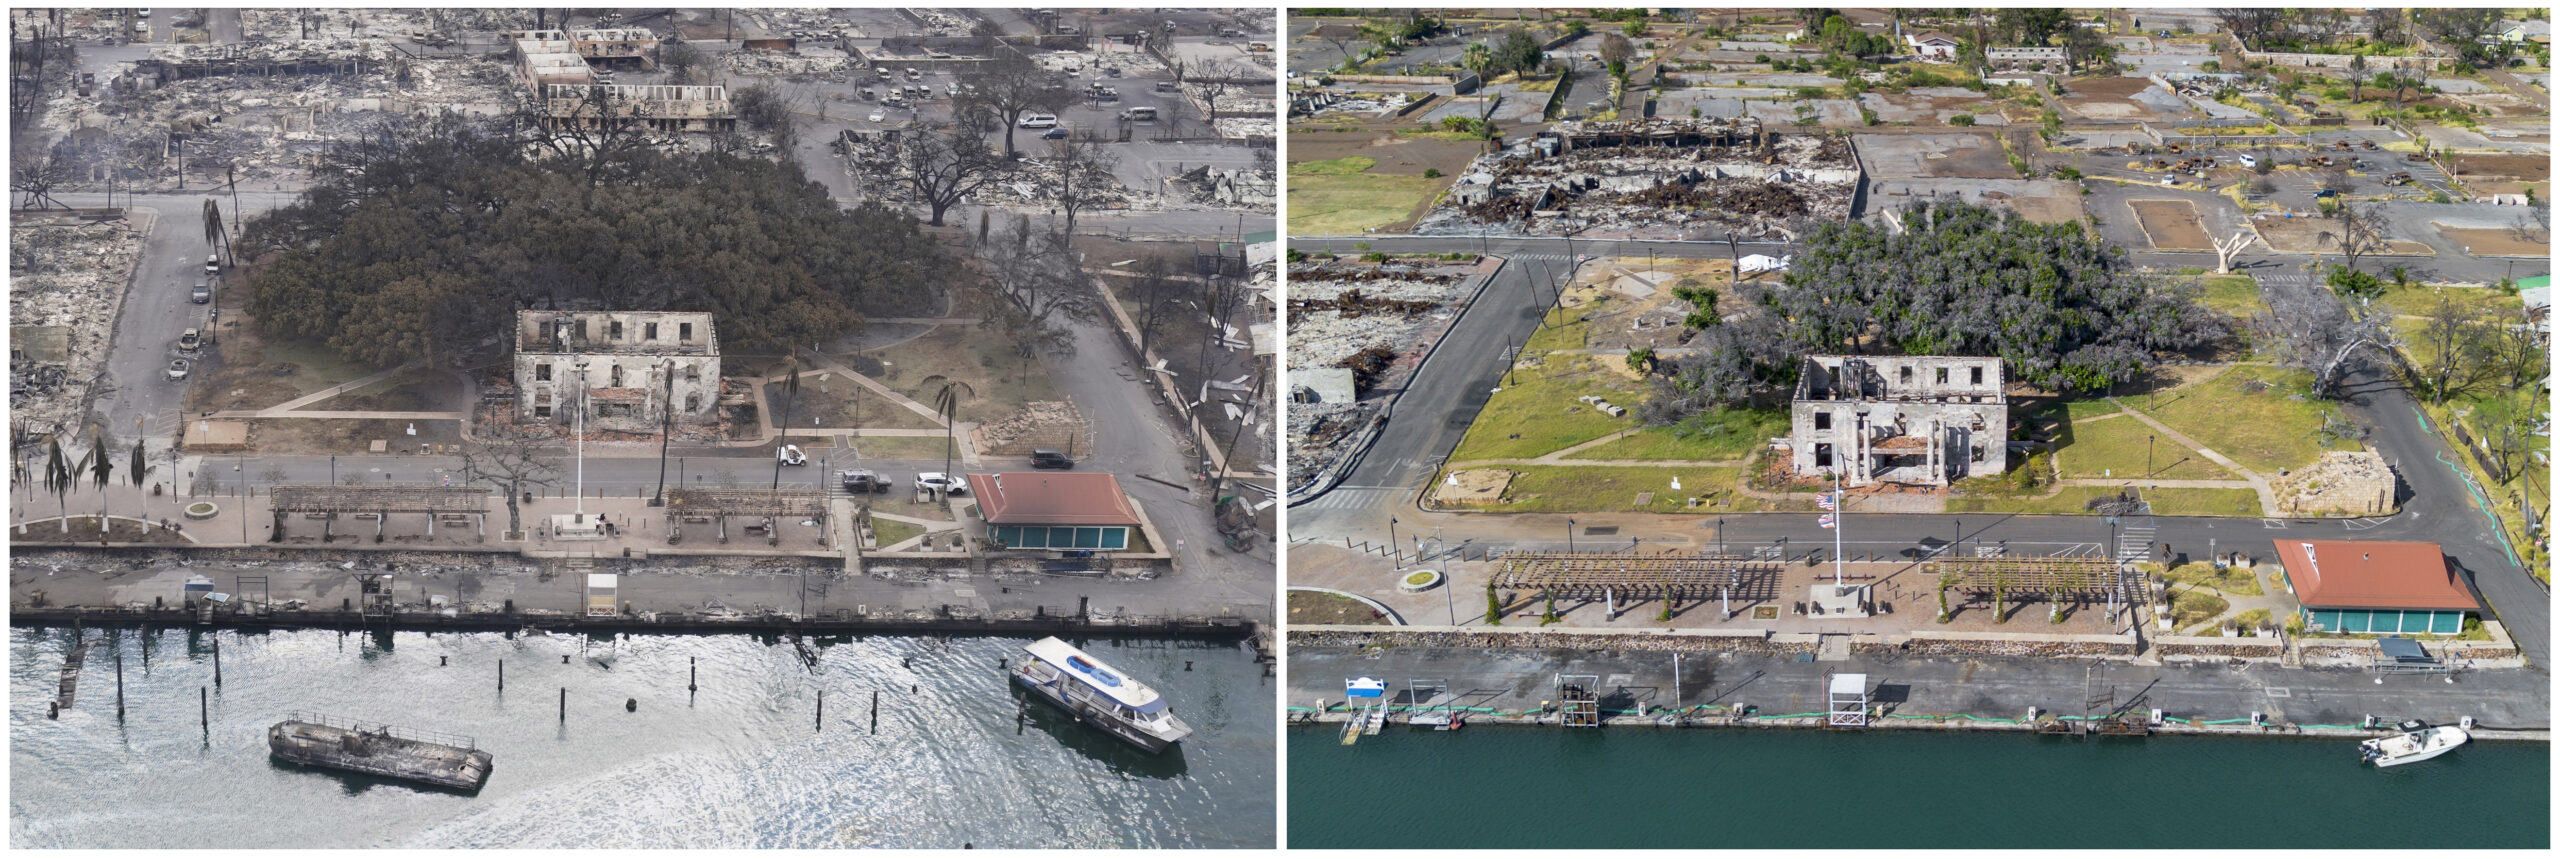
689, 656, 697, 694
213, 636, 222, 687
115, 647, 125, 720
559, 687, 566, 722
870, 690, 879, 734
817, 690, 824, 731
498, 659, 504, 691
200, 686, 208, 731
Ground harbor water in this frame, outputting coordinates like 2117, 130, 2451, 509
1289, 725, 2549, 849
10, 627, 1274, 848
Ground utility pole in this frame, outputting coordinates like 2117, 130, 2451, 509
573, 361, 588, 514
652, 358, 673, 507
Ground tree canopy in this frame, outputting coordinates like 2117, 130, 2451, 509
1643, 202, 2226, 421
240, 115, 946, 368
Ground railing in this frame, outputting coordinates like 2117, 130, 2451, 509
285, 711, 477, 750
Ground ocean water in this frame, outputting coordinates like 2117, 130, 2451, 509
11, 627, 1274, 848
1288, 724, 2549, 849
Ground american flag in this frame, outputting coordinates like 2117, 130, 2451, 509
1818, 512, 1836, 529
1816, 491, 1836, 511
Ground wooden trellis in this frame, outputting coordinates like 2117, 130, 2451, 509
1490, 553, 1786, 602
664, 488, 826, 518
1926, 556, 2127, 596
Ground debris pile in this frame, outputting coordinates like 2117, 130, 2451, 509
2270, 450, 2395, 516
898, 9, 978, 38
971, 401, 1089, 456
727, 47, 853, 77
1287, 257, 1481, 488
9, 217, 142, 438
1418, 124, 1859, 238
1167, 165, 1274, 210
741, 9, 851, 39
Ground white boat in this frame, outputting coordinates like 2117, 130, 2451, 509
1012, 637, 1193, 753
2361, 720, 2468, 767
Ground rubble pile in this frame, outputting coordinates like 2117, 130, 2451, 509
1288, 259, 1481, 486
37, 47, 515, 193
10, 219, 143, 437
2270, 450, 2395, 516
235, 9, 450, 42
900, 9, 978, 38
1419, 130, 1859, 237
969, 155, 1143, 210
727, 47, 854, 77
971, 401, 1088, 456
1167, 165, 1274, 210
742, 9, 851, 39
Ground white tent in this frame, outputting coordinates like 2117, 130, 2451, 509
1738, 253, 1791, 274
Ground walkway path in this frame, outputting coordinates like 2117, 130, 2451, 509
207, 362, 414, 419
2104, 392, 2281, 517
785, 351, 946, 424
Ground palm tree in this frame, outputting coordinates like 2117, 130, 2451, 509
931, 381, 975, 490
87, 432, 114, 535
769, 359, 800, 492
44, 436, 71, 533
129, 439, 147, 530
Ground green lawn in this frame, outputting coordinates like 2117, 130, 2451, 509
1448, 354, 1647, 461
1470, 465, 1764, 513
1574, 407, 1787, 462
261, 339, 382, 398
871, 518, 924, 549
1523, 301, 1599, 351
1289, 156, 1444, 235
2143, 365, 2358, 476
2376, 282, 2526, 317
2195, 275, 2266, 317
2054, 413, 2240, 481
855, 435, 960, 460
2169, 588, 2231, 630
2150, 561, 2265, 596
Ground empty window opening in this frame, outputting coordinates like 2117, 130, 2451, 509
685, 393, 701, 412
610, 320, 623, 340
536, 363, 553, 381
684, 364, 700, 381
534, 405, 553, 419
1970, 366, 1984, 385
645, 322, 659, 340
1899, 366, 1913, 384
679, 322, 693, 341
610, 364, 623, 387
1936, 367, 1949, 384
1814, 411, 1832, 430
596, 403, 635, 418
1814, 443, 1834, 469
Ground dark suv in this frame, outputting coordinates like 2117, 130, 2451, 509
839, 469, 893, 493
1030, 449, 1074, 469
190, 280, 211, 303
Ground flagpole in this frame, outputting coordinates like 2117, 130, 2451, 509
1832, 469, 1843, 588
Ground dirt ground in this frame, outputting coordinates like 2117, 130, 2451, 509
1287, 589, 1392, 625
2252, 218, 2435, 256
1290, 128, 1485, 177
2446, 154, 2551, 182
242, 416, 464, 457
2056, 76, 2182, 121
2435, 225, 2549, 257
2127, 199, 2214, 251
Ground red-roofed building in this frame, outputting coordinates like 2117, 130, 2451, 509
971, 472, 1143, 551
2272, 540, 2478, 635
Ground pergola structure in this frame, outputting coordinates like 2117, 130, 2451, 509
268, 485, 490, 542
664, 488, 827, 544
1923, 555, 2137, 621
1490, 553, 1787, 619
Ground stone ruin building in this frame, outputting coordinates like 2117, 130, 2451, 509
513, 310, 721, 433
1791, 355, 2008, 488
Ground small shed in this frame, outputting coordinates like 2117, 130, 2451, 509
971, 471, 1144, 551
2274, 540, 2478, 635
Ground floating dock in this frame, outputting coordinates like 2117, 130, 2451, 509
267, 713, 493, 792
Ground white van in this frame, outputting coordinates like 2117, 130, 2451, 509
1017, 113, 1058, 128
1119, 106, 1158, 122
2236, 153, 2258, 169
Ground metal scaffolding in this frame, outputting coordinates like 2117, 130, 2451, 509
1490, 553, 1787, 603
268, 485, 489, 542
664, 487, 827, 544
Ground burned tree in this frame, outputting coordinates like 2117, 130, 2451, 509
958, 49, 1071, 158
978, 214, 1098, 357
884, 125, 1008, 227
2408, 292, 2496, 405
456, 423, 561, 540
2255, 280, 2393, 399
1046, 135, 1120, 234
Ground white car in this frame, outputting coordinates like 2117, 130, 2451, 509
867, 110, 885, 122
776, 444, 807, 466
916, 472, 969, 495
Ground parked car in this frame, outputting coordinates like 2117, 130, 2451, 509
1030, 449, 1075, 470
1042, 126, 1069, 140
165, 359, 189, 381
177, 328, 201, 353
776, 444, 807, 466
205, 254, 220, 274
916, 472, 970, 495
2313, 188, 2338, 199
840, 469, 893, 493
190, 280, 211, 303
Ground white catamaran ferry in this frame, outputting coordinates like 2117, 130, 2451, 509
1012, 637, 1193, 753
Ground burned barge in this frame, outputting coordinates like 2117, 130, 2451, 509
268, 713, 493, 792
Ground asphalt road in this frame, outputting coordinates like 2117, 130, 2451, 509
1285, 238, 2550, 668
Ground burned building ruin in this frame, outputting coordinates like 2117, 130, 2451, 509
513, 311, 721, 433
510, 30, 732, 132
1791, 355, 2007, 488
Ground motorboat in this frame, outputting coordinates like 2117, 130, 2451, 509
1012, 637, 1192, 753
2361, 719, 2468, 767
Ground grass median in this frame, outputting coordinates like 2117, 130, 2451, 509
1288, 156, 1445, 235
2143, 365, 2358, 476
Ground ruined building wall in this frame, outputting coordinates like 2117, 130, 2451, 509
1790, 356, 2009, 486
513, 311, 722, 432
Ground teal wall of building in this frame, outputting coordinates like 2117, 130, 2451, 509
992, 524, 1129, 550
2299, 607, 2465, 635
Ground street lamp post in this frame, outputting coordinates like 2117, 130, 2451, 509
1566, 517, 1575, 553
2147, 433, 2155, 480
1389, 516, 1402, 570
